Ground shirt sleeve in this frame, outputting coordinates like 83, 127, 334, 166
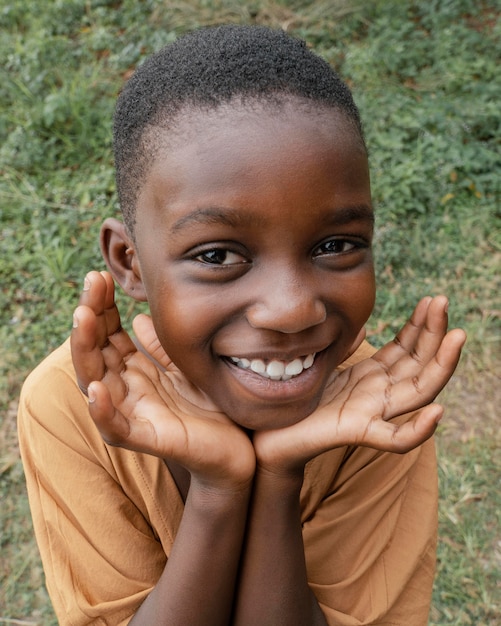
17, 342, 179, 625
302, 437, 437, 626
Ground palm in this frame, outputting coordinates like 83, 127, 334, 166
71, 271, 254, 487
317, 355, 437, 448
254, 296, 466, 469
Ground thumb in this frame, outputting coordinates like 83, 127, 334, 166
132, 314, 176, 371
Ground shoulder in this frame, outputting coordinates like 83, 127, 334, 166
18, 338, 104, 457
21, 337, 76, 393
20, 338, 82, 420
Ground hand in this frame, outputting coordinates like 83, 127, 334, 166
71, 271, 255, 490
253, 296, 466, 471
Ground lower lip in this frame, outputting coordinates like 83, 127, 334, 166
222, 351, 327, 404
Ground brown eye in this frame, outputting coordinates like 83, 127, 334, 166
196, 249, 247, 265
314, 239, 356, 256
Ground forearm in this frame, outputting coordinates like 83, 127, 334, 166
233, 468, 327, 626
130, 480, 251, 626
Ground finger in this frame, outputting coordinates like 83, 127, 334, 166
83, 271, 137, 357
396, 295, 449, 369
374, 296, 450, 378
98, 271, 130, 345
71, 304, 106, 392
87, 380, 142, 448
71, 304, 129, 390
87, 378, 185, 459
77, 271, 121, 346
356, 404, 443, 454
71, 301, 137, 394
79, 271, 114, 312
382, 327, 466, 418
372, 297, 433, 368
386, 297, 450, 383
78, 272, 110, 349
133, 314, 175, 371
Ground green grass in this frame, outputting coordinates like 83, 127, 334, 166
434, 442, 500, 625
1, 1, 499, 623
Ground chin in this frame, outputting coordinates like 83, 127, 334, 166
229, 398, 319, 432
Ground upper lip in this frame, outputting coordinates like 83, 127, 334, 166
221, 345, 329, 362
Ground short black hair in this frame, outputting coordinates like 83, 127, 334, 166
113, 24, 365, 232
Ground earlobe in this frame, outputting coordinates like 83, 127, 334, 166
100, 218, 147, 301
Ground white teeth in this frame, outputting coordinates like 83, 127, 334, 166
303, 354, 315, 369
267, 360, 285, 380
250, 359, 267, 375
228, 353, 316, 381
285, 358, 303, 376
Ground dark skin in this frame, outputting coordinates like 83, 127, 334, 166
71, 103, 466, 624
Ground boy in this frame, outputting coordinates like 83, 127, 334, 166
18, 25, 465, 625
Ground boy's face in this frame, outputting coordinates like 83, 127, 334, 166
131, 103, 375, 430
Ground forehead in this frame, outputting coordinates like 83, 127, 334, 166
136, 101, 370, 230
163, 98, 365, 161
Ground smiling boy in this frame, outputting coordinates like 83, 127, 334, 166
18, 25, 465, 625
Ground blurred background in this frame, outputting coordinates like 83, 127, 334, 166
1, 1, 499, 623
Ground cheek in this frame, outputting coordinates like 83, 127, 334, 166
358, 280, 376, 321
342, 266, 376, 323
150, 300, 199, 351
143, 280, 194, 352
146, 283, 223, 367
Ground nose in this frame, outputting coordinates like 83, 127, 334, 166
246, 272, 327, 334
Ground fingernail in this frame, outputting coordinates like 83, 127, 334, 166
444, 299, 449, 313
88, 385, 96, 403
72, 312, 79, 328
83, 276, 90, 291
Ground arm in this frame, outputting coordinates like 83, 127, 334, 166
72, 276, 464, 625
72, 272, 256, 625
233, 296, 465, 625
233, 467, 327, 626
130, 483, 250, 625
72, 273, 324, 625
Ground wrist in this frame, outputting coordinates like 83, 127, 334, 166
253, 462, 305, 498
253, 431, 308, 481
189, 475, 253, 512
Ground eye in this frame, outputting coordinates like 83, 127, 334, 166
195, 248, 248, 266
313, 239, 357, 256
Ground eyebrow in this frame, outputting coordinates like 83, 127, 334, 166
170, 203, 374, 233
170, 206, 266, 233
323, 204, 375, 226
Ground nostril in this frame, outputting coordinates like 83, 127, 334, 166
246, 297, 326, 333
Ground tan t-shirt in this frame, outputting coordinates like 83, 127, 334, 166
18, 339, 437, 625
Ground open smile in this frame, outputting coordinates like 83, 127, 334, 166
216, 347, 333, 427
220, 348, 330, 413
228, 353, 316, 382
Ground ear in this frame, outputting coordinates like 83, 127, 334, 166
100, 218, 147, 302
